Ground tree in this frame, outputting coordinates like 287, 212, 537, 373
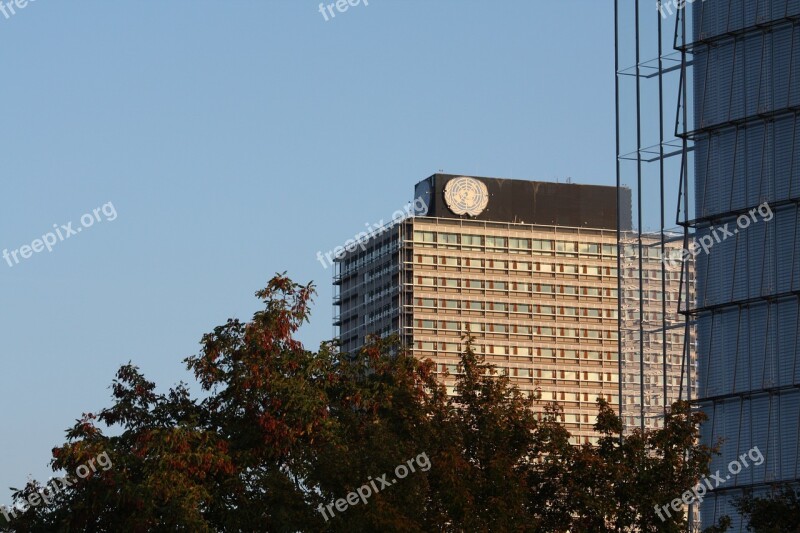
1, 274, 718, 532
568, 399, 715, 532
733, 485, 800, 532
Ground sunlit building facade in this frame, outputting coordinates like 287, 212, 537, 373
334, 174, 690, 443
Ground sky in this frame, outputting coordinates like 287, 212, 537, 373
0, 0, 615, 502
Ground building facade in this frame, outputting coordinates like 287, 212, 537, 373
620, 232, 696, 432
688, 1, 800, 528
335, 174, 690, 443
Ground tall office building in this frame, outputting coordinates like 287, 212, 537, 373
687, 2, 800, 528
334, 174, 691, 443
620, 232, 696, 431
615, 0, 799, 526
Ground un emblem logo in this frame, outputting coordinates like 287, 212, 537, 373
444, 177, 489, 216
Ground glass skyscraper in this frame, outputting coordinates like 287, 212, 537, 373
690, 1, 800, 528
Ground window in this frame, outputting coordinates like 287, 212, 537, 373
442, 278, 459, 288
463, 234, 483, 248
468, 301, 483, 310
603, 244, 617, 256
556, 241, 578, 255
532, 239, 553, 252
513, 282, 531, 293
486, 236, 507, 249
441, 299, 459, 309
464, 257, 484, 268
562, 328, 578, 338
467, 279, 483, 289
510, 238, 531, 251
414, 231, 435, 243
579, 243, 600, 254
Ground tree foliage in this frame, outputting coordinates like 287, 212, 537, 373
733, 485, 800, 532
1, 275, 722, 532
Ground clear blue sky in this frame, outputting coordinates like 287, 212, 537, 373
0, 0, 614, 500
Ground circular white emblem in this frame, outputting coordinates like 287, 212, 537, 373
444, 177, 489, 216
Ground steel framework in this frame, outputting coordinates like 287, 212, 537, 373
614, 1, 697, 431
614, 0, 698, 523
618, 1, 800, 530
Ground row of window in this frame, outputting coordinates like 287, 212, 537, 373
414, 299, 618, 318
413, 277, 619, 297
624, 244, 683, 261
623, 289, 682, 302
363, 305, 395, 325
413, 255, 616, 276
362, 282, 395, 303
363, 262, 398, 283
622, 310, 671, 322
339, 239, 399, 275
413, 231, 617, 257
624, 268, 683, 282
413, 344, 618, 361
415, 321, 618, 340
438, 363, 619, 384
622, 351, 692, 363
622, 374, 689, 386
